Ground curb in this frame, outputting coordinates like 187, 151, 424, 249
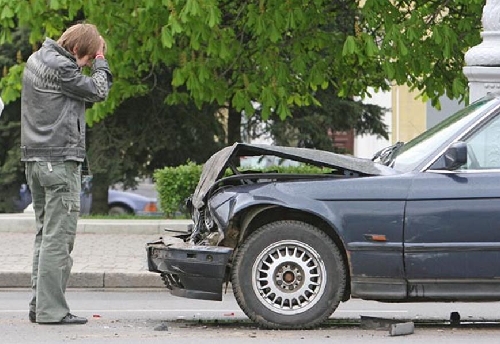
0, 214, 192, 235
0, 215, 191, 288
76, 219, 191, 235
0, 271, 166, 289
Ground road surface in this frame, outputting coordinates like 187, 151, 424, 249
2, 289, 500, 343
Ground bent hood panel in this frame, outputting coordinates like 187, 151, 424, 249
192, 143, 397, 209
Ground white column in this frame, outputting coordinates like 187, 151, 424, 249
463, 0, 500, 102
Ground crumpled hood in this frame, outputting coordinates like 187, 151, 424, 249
191, 143, 397, 209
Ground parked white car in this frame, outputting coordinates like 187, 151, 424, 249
18, 181, 161, 216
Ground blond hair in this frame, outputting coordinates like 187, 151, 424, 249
57, 23, 101, 58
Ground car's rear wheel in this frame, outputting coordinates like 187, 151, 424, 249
231, 220, 346, 329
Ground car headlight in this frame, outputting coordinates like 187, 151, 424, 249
204, 207, 215, 230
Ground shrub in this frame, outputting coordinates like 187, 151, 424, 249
154, 162, 202, 217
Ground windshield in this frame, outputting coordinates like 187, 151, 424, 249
389, 95, 499, 173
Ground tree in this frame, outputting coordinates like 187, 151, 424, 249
0, 1, 486, 213
0, 1, 484, 122
245, 86, 389, 152
0, 28, 32, 213
85, 71, 226, 214
357, 1, 484, 107
0, 99, 23, 212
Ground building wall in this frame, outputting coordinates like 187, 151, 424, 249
391, 85, 426, 144
355, 85, 464, 159
354, 88, 392, 158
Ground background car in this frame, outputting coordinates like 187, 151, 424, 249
79, 188, 161, 216
18, 178, 161, 216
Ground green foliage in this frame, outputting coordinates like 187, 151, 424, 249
245, 87, 388, 152
85, 76, 225, 214
0, 0, 488, 214
0, 100, 23, 213
86, 72, 225, 182
0, 0, 484, 124
358, 1, 484, 105
154, 161, 202, 217
0, 28, 32, 213
80, 214, 166, 220
253, 165, 333, 175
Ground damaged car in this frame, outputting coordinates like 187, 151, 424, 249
147, 93, 500, 329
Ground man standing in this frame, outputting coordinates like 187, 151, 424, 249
21, 23, 112, 324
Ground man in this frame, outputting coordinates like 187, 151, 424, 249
21, 23, 112, 325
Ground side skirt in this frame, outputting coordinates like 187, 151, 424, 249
351, 277, 407, 300
351, 278, 500, 302
407, 279, 500, 301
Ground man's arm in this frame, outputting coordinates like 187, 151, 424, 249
59, 59, 112, 103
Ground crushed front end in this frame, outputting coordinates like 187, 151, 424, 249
146, 230, 232, 300
147, 142, 394, 301
146, 178, 235, 301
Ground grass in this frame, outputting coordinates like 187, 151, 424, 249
79, 213, 190, 220
79, 214, 169, 220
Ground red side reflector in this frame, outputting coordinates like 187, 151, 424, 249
370, 234, 387, 242
364, 234, 387, 242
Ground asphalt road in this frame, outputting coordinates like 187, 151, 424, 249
2, 290, 500, 343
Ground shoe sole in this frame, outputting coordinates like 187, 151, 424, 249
38, 321, 88, 325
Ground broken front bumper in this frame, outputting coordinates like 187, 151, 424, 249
146, 237, 233, 301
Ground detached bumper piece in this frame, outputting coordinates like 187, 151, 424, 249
146, 237, 233, 301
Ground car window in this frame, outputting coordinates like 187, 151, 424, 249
390, 96, 498, 172
463, 113, 500, 170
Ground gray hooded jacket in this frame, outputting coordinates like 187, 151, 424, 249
21, 38, 112, 162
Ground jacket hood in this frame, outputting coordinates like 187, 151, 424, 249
43, 38, 76, 62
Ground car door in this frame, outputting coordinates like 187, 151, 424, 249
404, 112, 500, 299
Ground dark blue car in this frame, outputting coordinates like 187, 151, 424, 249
147, 93, 500, 329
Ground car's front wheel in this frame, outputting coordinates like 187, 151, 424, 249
108, 205, 133, 216
231, 220, 346, 329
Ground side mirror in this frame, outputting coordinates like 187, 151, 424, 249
443, 141, 467, 170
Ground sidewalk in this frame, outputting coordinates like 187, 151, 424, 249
0, 214, 192, 289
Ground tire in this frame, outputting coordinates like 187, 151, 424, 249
108, 205, 132, 216
231, 220, 346, 329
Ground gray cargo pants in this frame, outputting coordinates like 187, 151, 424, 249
25, 161, 81, 323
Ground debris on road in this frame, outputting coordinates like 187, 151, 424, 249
360, 315, 399, 330
360, 316, 414, 336
389, 321, 415, 336
154, 322, 169, 331
450, 311, 461, 326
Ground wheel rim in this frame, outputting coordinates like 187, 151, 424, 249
251, 240, 327, 315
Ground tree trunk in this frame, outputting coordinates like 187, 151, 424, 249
227, 108, 242, 145
0, 184, 21, 213
90, 173, 109, 215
